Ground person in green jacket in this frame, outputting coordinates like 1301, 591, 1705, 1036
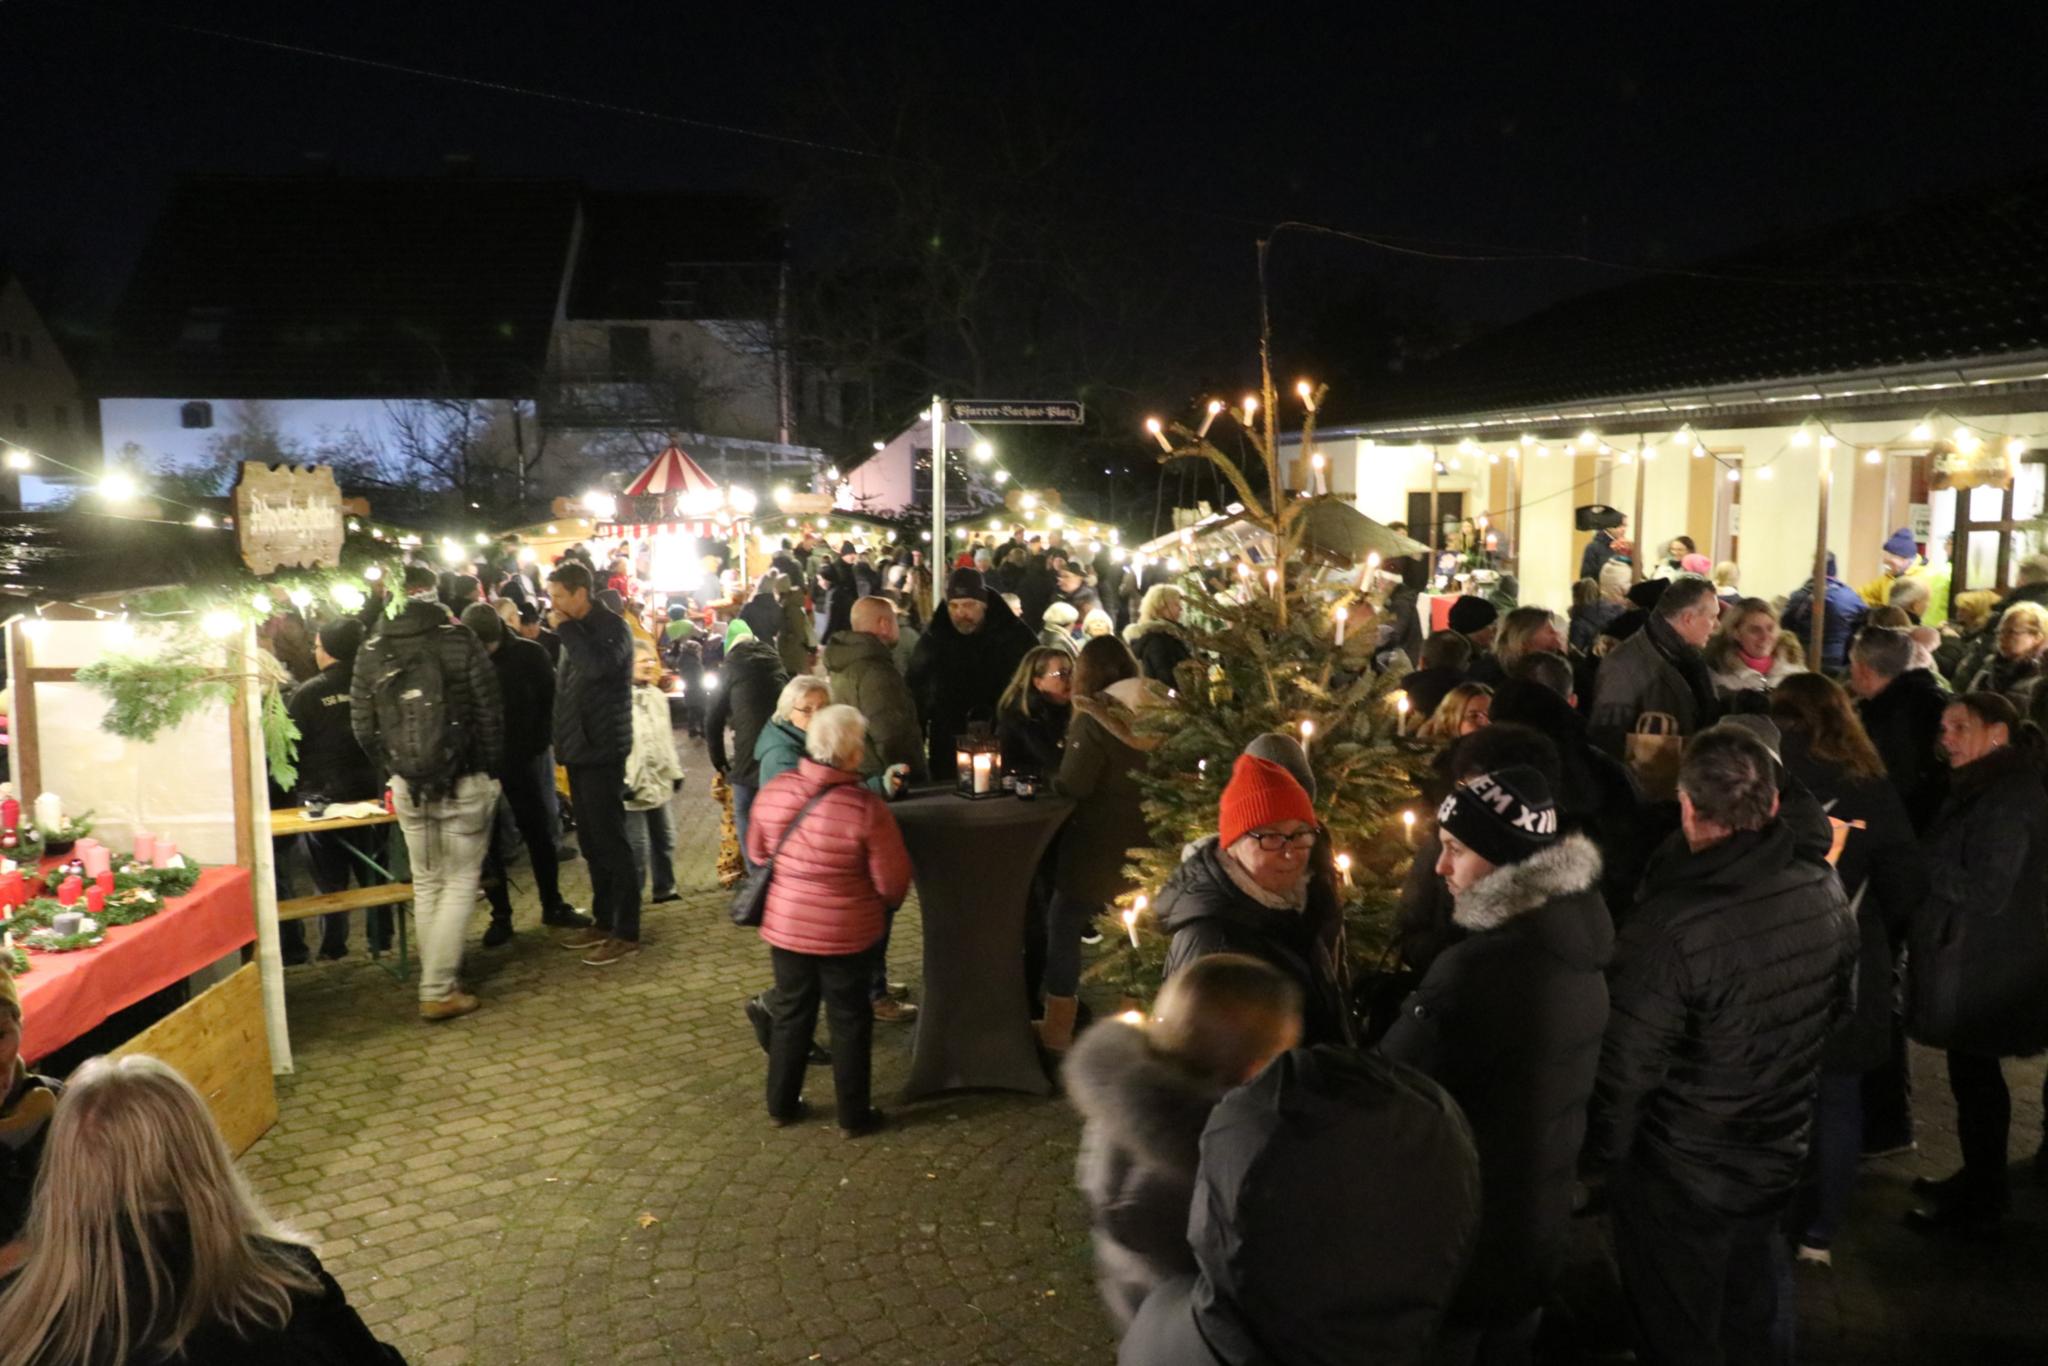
825, 597, 929, 782
776, 578, 816, 678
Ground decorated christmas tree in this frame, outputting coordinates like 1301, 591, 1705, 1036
1091, 371, 1432, 1004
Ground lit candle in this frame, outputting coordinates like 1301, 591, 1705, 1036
1310, 451, 1328, 495
1265, 567, 1280, 597
1299, 719, 1315, 748
1402, 810, 1417, 846
1145, 417, 1172, 453
1121, 906, 1139, 948
1396, 695, 1411, 732
1196, 400, 1223, 439
1333, 605, 1348, 646
1118, 1008, 1147, 1025
1334, 852, 1353, 887
972, 752, 992, 794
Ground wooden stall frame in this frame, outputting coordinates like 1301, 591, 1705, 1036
112, 961, 277, 1155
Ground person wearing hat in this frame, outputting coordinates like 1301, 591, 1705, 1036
283, 617, 391, 964
906, 567, 1035, 776
1578, 506, 1629, 584
1591, 724, 1856, 1366
1858, 527, 1948, 627
1154, 755, 1353, 1045
1381, 763, 1610, 1362
0, 970, 61, 1260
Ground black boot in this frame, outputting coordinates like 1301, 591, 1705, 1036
482, 914, 514, 948
745, 995, 773, 1052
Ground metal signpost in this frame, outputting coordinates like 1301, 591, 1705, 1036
928, 399, 1087, 609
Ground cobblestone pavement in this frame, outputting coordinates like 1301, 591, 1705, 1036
247, 738, 2048, 1364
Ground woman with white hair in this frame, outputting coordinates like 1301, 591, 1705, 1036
1038, 600, 1081, 654
1124, 583, 1193, 684
746, 704, 914, 1138
0, 1055, 401, 1364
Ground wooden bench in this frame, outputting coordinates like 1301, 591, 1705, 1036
269, 806, 413, 973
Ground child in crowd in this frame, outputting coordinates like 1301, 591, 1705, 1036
624, 639, 686, 905
1063, 953, 1303, 1328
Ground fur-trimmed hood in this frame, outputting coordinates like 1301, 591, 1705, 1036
1452, 833, 1605, 938
1070, 676, 1168, 751
1064, 1021, 1225, 1181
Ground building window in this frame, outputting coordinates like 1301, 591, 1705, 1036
179, 400, 215, 430
608, 325, 653, 377
11, 404, 26, 429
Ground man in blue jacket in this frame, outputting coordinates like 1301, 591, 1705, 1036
1780, 552, 1868, 673
546, 561, 642, 968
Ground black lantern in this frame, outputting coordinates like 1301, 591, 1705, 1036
953, 730, 1004, 800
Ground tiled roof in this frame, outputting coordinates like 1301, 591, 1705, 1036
1328, 172, 2048, 428
97, 175, 582, 399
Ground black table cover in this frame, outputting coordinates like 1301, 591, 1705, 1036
892, 785, 1073, 1101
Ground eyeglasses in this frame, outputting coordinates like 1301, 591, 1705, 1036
1038, 667, 1072, 680
791, 704, 821, 717
1247, 830, 1318, 853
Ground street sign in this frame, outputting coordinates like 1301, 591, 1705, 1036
948, 400, 1085, 425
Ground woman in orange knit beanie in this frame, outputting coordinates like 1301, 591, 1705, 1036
1149, 751, 1355, 1045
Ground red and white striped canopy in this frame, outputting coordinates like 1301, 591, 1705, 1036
623, 444, 721, 499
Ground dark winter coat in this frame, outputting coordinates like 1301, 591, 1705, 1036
706, 636, 788, 787
0, 1063, 60, 1246
549, 603, 634, 766
1053, 680, 1160, 905
349, 599, 504, 786
487, 635, 557, 766
739, 587, 783, 646
1123, 619, 1192, 686
1397, 665, 1469, 723
1907, 744, 2048, 1057
1384, 577, 1427, 668
997, 697, 1069, 778
1858, 667, 1951, 832
1019, 561, 1058, 633
1116, 1046, 1480, 1366
1579, 529, 1622, 584
1568, 599, 1624, 655
905, 590, 1035, 775
775, 586, 815, 676
1781, 577, 1868, 672
1380, 835, 1612, 1319
1489, 677, 1656, 917
1158, 838, 1354, 1047
1064, 1022, 1226, 1328
1776, 732, 1926, 1074
288, 661, 381, 802
1591, 819, 1857, 1217
1589, 613, 1716, 757
814, 562, 857, 645
825, 631, 926, 781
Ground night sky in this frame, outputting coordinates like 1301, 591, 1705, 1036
10, 1, 2048, 381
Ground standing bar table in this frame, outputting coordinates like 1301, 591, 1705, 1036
891, 785, 1073, 1101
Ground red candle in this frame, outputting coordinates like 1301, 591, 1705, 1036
57, 875, 82, 906
0, 797, 17, 833
85, 886, 106, 914
95, 870, 115, 898
0, 870, 21, 908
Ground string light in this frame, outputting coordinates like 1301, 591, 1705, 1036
3, 447, 29, 472
1911, 422, 1933, 441
101, 472, 139, 503
1864, 448, 1883, 465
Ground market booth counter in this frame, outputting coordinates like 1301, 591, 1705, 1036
5, 608, 278, 1154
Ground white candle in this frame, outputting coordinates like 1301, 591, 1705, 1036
1310, 452, 1328, 495
1402, 810, 1417, 846
1299, 719, 1315, 748
1265, 567, 1280, 597
1333, 605, 1348, 646
1121, 906, 1139, 948
33, 793, 63, 835
1335, 852, 1353, 887
972, 752, 992, 794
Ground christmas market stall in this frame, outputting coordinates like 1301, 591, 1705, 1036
588, 442, 762, 603
0, 467, 400, 1143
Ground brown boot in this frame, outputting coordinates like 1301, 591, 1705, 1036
420, 991, 480, 1022
1035, 995, 1079, 1053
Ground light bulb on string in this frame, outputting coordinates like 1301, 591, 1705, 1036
1727, 468, 1742, 483
1864, 448, 1883, 465
1911, 422, 1933, 442
1791, 428, 1812, 447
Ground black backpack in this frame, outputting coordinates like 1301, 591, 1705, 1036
365, 630, 464, 799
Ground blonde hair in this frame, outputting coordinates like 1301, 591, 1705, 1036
0, 1056, 318, 1366
1150, 953, 1302, 1085
1419, 682, 1492, 740
1138, 583, 1183, 625
773, 674, 831, 722
1597, 559, 1632, 600
998, 646, 1073, 720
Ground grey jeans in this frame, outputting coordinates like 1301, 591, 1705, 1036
623, 801, 677, 899
391, 772, 500, 1003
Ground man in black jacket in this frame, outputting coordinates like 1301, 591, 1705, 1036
1592, 725, 1857, 1366
1850, 625, 1950, 833
705, 623, 789, 861
546, 561, 641, 967
283, 618, 390, 964
351, 572, 505, 1021
1381, 763, 1610, 1363
461, 605, 590, 946
906, 568, 1035, 776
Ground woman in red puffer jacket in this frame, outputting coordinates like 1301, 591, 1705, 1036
745, 703, 913, 1138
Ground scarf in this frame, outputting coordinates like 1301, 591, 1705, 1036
1739, 648, 1776, 676
1219, 841, 1309, 911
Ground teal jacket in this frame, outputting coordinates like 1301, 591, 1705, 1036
752, 719, 894, 798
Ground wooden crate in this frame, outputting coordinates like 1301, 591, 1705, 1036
113, 962, 278, 1155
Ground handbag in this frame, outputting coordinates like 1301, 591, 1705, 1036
729, 787, 837, 928
1624, 711, 1685, 802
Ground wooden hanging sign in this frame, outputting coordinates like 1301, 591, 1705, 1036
232, 462, 345, 575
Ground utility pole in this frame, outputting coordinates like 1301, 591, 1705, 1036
931, 396, 946, 612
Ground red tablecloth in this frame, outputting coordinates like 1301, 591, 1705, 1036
14, 866, 254, 1063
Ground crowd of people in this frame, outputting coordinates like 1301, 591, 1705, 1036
2, 503, 2044, 1362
